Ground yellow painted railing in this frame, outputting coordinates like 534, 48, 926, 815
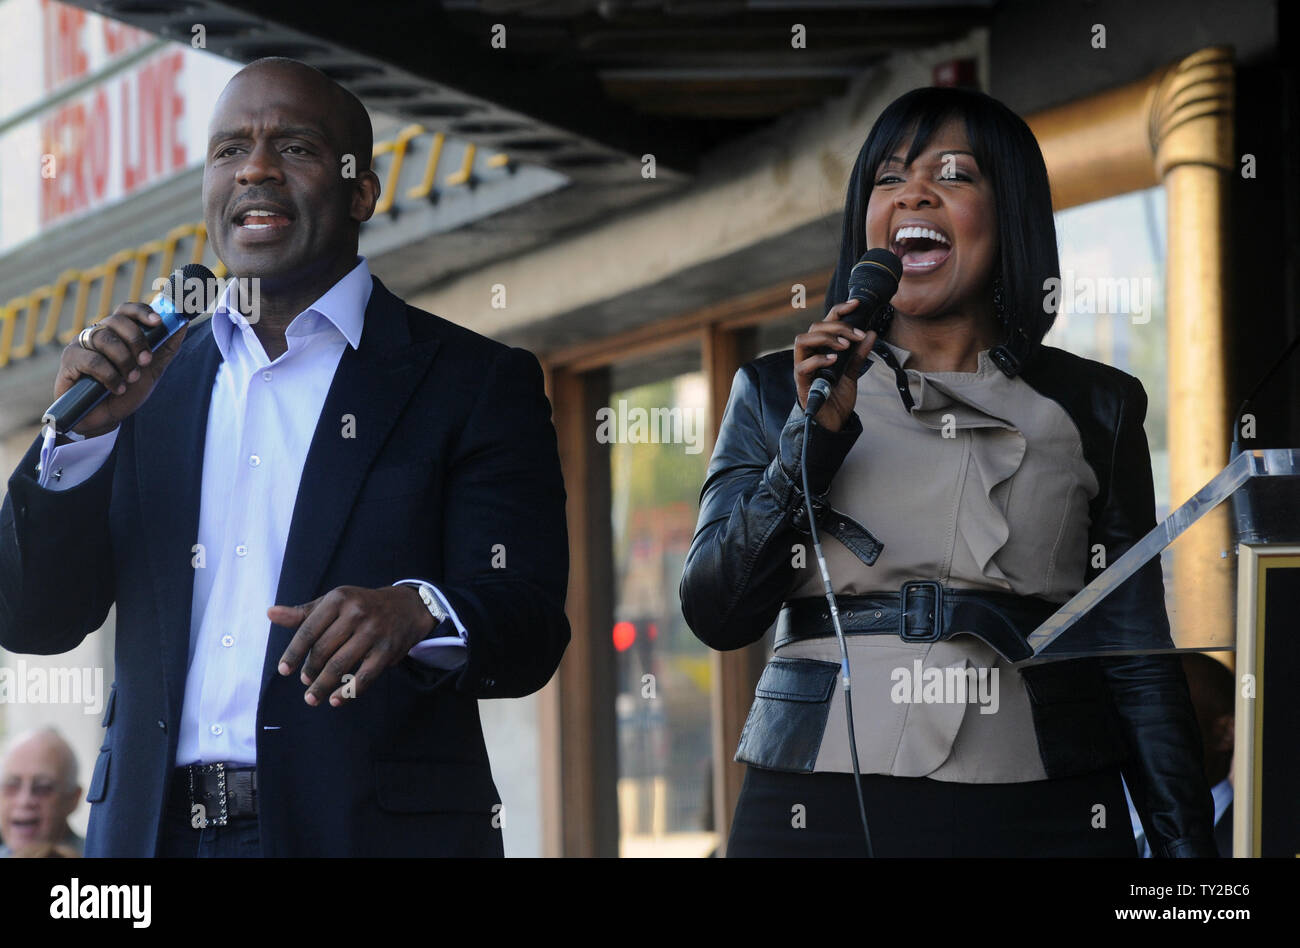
0, 229, 221, 367
0, 127, 511, 369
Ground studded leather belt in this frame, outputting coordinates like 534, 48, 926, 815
173, 762, 258, 826
773, 580, 1059, 663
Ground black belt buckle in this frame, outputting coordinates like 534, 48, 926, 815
899, 580, 943, 643
188, 763, 229, 828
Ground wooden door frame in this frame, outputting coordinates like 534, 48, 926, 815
538, 272, 831, 856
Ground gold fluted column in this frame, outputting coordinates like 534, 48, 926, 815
1150, 47, 1235, 647
1028, 46, 1237, 649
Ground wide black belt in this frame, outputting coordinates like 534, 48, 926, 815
173, 763, 258, 826
773, 580, 1058, 663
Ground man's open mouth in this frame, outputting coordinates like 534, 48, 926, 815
891, 224, 952, 273
233, 206, 294, 232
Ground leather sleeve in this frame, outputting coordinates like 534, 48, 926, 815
679, 361, 861, 651
1091, 375, 1218, 857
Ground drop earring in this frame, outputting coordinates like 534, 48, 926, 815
989, 274, 1031, 377
992, 276, 1009, 333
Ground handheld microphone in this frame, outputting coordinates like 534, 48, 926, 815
42, 263, 217, 435
797, 246, 901, 856
805, 249, 903, 417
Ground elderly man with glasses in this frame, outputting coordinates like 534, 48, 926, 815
0, 727, 84, 857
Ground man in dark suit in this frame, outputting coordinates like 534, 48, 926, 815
0, 58, 569, 857
1179, 653, 1235, 856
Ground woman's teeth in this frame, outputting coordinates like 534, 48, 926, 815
894, 226, 950, 245
892, 226, 952, 270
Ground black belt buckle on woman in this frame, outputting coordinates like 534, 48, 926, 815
774, 581, 1057, 662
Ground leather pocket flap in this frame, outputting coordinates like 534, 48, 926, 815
1020, 660, 1107, 704
736, 658, 839, 773
755, 657, 838, 702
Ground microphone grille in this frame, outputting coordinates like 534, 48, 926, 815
169, 264, 218, 316
848, 248, 903, 295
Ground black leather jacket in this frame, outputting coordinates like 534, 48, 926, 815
680, 344, 1218, 858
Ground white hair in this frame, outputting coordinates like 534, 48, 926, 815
1, 726, 79, 791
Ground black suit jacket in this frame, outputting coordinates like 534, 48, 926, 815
0, 276, 570, 856
1215, 800, 1233, 856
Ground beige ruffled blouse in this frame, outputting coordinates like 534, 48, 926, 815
783, 339, 1100, 783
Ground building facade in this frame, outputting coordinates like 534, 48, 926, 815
0, 0, 1289, 856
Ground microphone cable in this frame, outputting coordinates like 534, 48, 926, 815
800, 409, 873, 857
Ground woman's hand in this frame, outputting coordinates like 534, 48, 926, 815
794, 298, 878, 431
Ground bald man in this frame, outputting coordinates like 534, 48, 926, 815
0, 728, 84, 857
0, 58, 569, 857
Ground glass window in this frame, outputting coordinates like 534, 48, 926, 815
606, 345, 718, 857
1047, 185, 1169, 516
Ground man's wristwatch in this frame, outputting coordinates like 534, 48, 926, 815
393, 579, 450, 632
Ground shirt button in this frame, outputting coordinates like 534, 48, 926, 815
235, 545, 248, 557
157, 720, 166, 730
249, 455, 261, 467
221, 634, 235, 647
262, 370, 272, 381
210, 724, 223, 736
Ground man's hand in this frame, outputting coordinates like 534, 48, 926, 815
269, 585, 435, 707
53, 303, 190, 439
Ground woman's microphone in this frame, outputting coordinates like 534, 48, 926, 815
798, 245, 902, 858
42, 263, 217, 435
805, 248, 903, 417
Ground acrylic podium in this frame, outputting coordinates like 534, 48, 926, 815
1018, 448, 1300, 858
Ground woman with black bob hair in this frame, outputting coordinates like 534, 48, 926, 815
680, 86, 1218, 857
830, 86, 1055, 373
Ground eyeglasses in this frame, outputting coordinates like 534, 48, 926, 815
1, 777, 62, 799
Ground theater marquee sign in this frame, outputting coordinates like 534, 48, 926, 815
0, 0, 240, 253
0, 0, 566, 375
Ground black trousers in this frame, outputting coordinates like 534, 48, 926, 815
155, 774, 262, 858
726, 765, 1138, 857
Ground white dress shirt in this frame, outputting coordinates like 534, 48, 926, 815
34, 257, 466, 765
